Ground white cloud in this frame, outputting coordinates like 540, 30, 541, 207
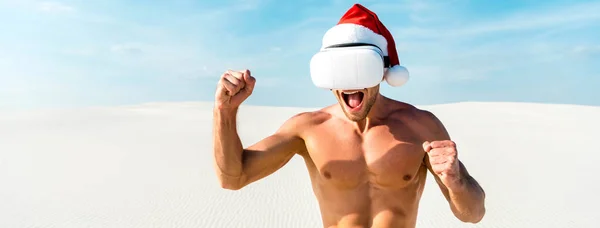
1, 0, 597, 110
253, 76, 286, 88
235, 0, 263, 11
571, 45, 600, 58
63, 48, 97, 57
368, 0, 459, 23
110, 43, 145, 55
378, 0, 600, 83
393, 1, 600, 39
459, 3, 600, 36
104, 42, 228, 80
37, 1, 75, 13
187, 0, 262, 22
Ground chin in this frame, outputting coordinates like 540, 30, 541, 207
343, 112, 367, 122
338, 101, 369, 122
333, 89, 374, 121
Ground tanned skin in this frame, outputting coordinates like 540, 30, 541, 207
213, 69, 486, 228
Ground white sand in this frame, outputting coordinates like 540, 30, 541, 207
1, 101, 599, 228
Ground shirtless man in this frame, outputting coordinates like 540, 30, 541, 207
213, 4, 485, 228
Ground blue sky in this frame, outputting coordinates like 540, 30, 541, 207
1, 0, 599, 110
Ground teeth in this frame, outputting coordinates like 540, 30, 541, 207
342, 91, 359, 95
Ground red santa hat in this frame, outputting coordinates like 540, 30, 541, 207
320, 4, 409, 87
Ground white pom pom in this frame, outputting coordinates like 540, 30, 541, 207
384, 65, 409, 87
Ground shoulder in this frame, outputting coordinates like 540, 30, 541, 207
386, 99, 442, 125
413, 108, 450, 140
386, 99, 449, 140
384, 99, 428, 120
277, 109, 332, 134
414, 108, 443, 127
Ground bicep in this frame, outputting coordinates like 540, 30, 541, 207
243, 133, 304, 173
239, 115, 308, 185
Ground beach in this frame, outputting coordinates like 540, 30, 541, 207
1, 101, 598, 228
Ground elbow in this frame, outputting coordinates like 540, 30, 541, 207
462, 215, 484, 224
454, 187, 486, 224
214, 164, 245, 190
216, 173, 246, 191
219, 180, 242, 190
474, 206, 486, 223
458, 207, 486, 224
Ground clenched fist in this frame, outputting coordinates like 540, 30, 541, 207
423, 140, 463, 190
215, 69, 256, 109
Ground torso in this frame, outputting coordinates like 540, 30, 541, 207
297, 101, 436, 228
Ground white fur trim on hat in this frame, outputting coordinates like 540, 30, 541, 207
321, 23, 388, 56
384, 65, 409, 87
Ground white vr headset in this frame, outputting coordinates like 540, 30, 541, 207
309, 43, 389, 90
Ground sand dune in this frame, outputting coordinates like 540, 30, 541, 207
1, 101, 599, 228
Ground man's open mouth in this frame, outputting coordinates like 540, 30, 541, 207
342, 91, 364, 109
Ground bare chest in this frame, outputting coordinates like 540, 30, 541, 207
304, 125, 426, 190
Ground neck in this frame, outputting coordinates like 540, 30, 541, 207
353, 94, 387, 132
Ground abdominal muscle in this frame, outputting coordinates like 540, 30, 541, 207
312, 167, 427, 228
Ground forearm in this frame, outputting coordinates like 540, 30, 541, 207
448, 174, 486, 223
213, 107, 245, 187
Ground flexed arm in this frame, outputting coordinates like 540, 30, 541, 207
420, 111, 486, 223
212, 69, 307, 190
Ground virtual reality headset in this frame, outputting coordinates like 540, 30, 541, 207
309, 43, 389, 90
